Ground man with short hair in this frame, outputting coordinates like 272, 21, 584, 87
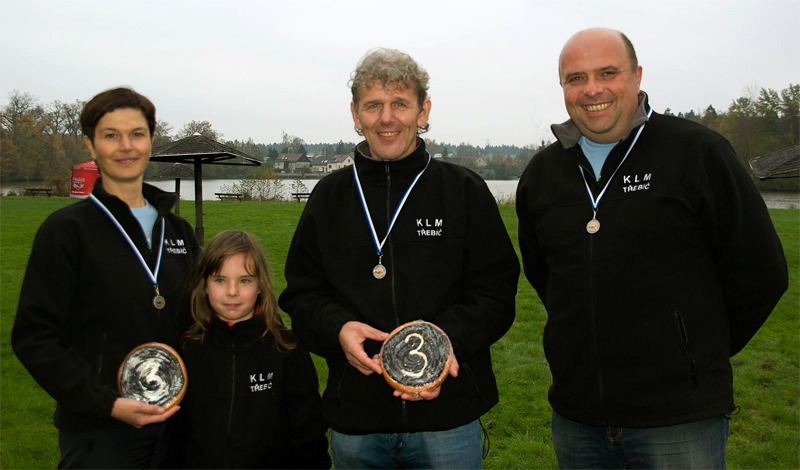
516, 28, 788, 469
280, 48, 519, 469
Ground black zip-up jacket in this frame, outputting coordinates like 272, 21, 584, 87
174, 318, 330, 469
516, 92, 788, 427
12, 179, 200, 431
279, 139, 519, 434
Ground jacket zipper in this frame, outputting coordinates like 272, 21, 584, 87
385, 163, 400, 327
226, 349, 236, 468
385, 163, 409, 429
588, 179, 606, 415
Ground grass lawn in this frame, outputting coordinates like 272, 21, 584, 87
1, 197, 797, 469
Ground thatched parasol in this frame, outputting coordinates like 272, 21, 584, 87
749, 144, 800, 180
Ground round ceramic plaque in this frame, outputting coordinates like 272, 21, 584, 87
118, 342, 186, 409
380, 320, 453, 394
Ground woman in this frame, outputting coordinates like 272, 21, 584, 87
12, 87, 200, 468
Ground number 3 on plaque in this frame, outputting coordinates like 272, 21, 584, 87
400, 333, 428, 378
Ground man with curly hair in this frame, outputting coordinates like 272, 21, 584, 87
280, 48, 519, 469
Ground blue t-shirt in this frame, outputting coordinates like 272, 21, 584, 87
130, 200, 158, 248
579, 136, 617, 180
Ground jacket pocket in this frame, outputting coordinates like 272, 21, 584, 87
462, 363, 483, 402
673, 308, 698, 386
336, 362, 349, 408
97, 333, 108, 376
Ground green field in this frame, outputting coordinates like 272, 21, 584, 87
1, 197, 798, 469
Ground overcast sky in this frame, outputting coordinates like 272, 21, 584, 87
1, 0, 798, 148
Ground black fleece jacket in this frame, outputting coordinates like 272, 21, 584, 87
279, 139, 519, 434
174, 318, 330, 469
516, 92, 788, 427
12, 179, 200, 431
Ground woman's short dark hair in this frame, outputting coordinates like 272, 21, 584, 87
80, 87, 156, 144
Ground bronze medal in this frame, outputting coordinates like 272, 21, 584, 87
153, 295, 166, 310
373, 264, 386, 279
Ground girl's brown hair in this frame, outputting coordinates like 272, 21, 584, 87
183, 230, 294, 350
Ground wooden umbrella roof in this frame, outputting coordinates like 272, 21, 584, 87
151, 133, 261, 166
152, 162, 195, 179
149, 133, 261, 245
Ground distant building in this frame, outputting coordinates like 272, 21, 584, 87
274, 153, 310, 173
446, 156, 488, 169
310, 155, 331, 173
327, 153, 354, 172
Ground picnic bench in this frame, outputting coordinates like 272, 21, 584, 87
26, 187, 53, 197
291, 192, 311, 202
215, 192, 243, 202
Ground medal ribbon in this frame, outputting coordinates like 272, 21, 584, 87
353, 153, 432, 256
579, 107, 653, 212
89, 194, 165, 291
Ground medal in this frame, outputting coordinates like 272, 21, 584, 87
153, 286, 166, 309
353, 153, 431, 280
579, 107, 652, 235
89, 195, 166, 309
373, 263, 386, 279
586, 216, 600, 234
373, 254, 386, 279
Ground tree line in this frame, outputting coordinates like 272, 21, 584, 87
2, 84, 797, 191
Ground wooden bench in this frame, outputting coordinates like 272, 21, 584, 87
291, 192, 311, 202
215, 192, 243, 202
26, 188, 53, 197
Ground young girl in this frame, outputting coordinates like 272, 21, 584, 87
175, 230, 331, 469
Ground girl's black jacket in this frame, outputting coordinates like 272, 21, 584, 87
279, 139, 519, 435
12, 179, 200, 431
516, 92, 788, 427
174, 317, 331, 469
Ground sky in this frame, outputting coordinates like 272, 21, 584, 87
1, 0, 798, 148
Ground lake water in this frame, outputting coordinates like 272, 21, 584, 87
141, 178, 524, 203
143, 179, 800, 209
2, 178, 798, 209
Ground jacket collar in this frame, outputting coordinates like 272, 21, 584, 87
353, 138, 430, 184
91, 177, 177, 218
208, 316, 265, 348
551, 91, 651, 149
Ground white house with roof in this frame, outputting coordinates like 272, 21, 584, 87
326, 153, 354, 172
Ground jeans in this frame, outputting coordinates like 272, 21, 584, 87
551, 411, 729, 469
331, 420, 483, 469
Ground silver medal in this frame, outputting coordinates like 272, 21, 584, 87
586, 218, 600, 234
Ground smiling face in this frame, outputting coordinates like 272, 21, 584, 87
206, 253, 260, 324
351, 83, 431, 161
559, 29, 642, 144
83, 107, 154, 192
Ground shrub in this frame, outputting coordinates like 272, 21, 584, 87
46, 175, 69, 197
221, 168, 286, 201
